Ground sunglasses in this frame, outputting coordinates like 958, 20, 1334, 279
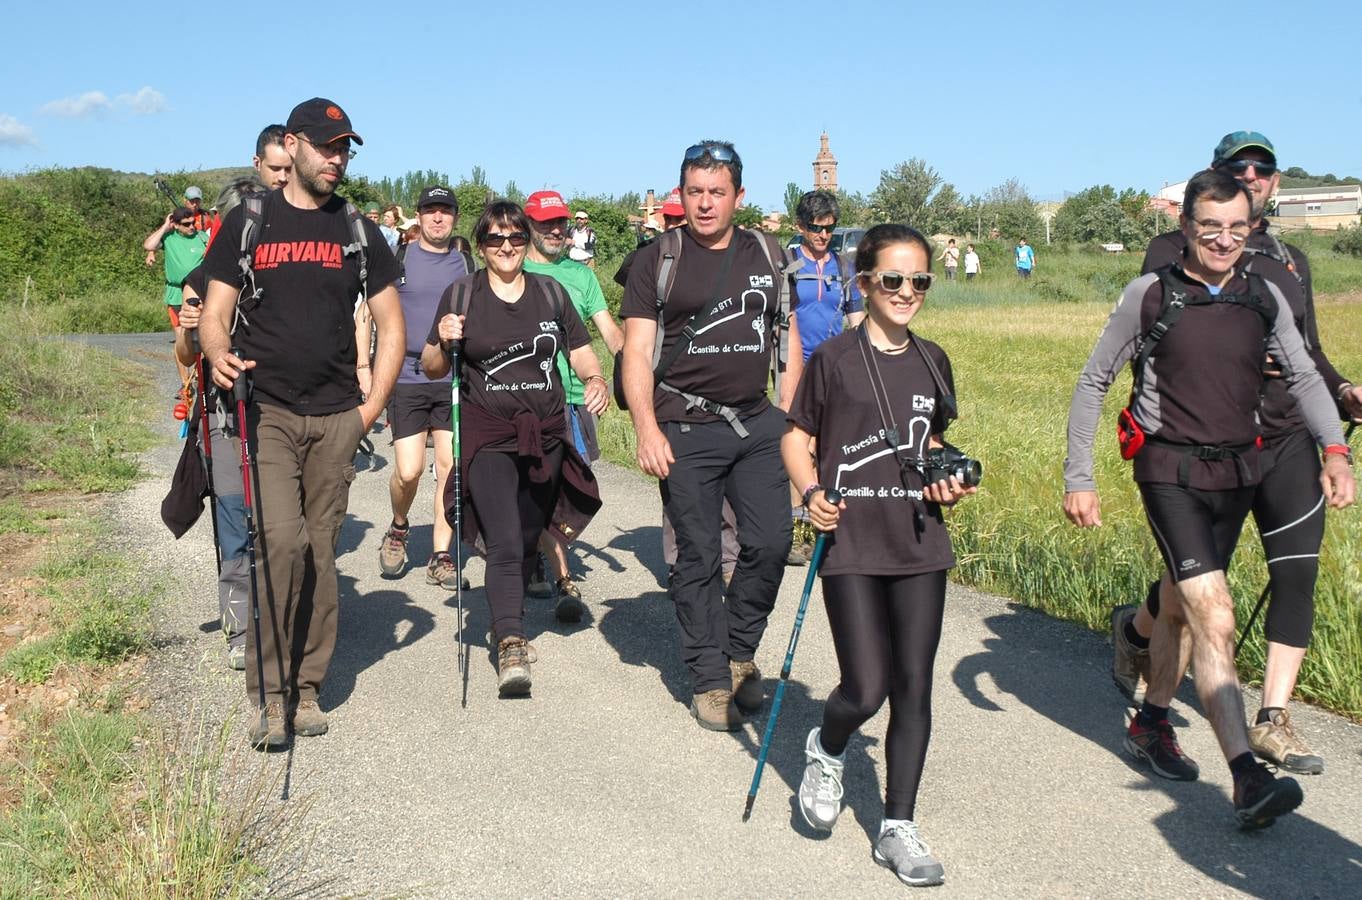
865, 270, 934, 293
481, 231, 529, 248
1193, 221, 1251, 244
683, 142, 736, 162
801, 222, 837, 234
177, 221, 196, 228
1217, 159, 1277, 178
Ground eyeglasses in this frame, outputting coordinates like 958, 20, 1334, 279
801, 222, 837, 234
1217, 158, 1277, 178
481, 232, 530, 248
1193, 221, 1252, 244
297, 134, 357, 160
684, 142, 736, 162
865, 271, 934, 293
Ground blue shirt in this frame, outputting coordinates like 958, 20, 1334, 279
792, 248, 863, 361
1015, 244, 1035, 270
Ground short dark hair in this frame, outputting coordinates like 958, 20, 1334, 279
172, 206, 193, 223
255, 123, 286, 158
796, 190, 839, 227
680, 140, 742, 191
855, 224, 933, 275
1182, 168, 1254, 221
474, 200, 531, 246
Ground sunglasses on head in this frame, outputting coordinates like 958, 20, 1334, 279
481, 231, 529, 248
683, 142, 736, 162
1217, 158, 1277, 177
801, 222, 837, 234
865, 270, 934, 293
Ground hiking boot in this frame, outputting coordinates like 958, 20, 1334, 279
873, 821, 945, 887
379, 522, 410, 576
292, 699, 329, 737
1125, 716, 1200, 781
425, 552, 470, 591
690, 688, 743, 732
798, 727, 845, 831
497, 637, 532, 697
1248, 708, 1324, 775
248, 701, 287, 749
226, 642, 246, 671
730, 659, 764, 712
554, 577, 586, 623
487, 632, 538, 664
1233, 761, 1303, 830
527, 553, 553, 598
1111, 604, 1151, 705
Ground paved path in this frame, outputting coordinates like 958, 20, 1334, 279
97, 334, 1362, 898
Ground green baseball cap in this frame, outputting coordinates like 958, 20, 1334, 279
1212, 131, 1275, 167
364, 202, 381, 214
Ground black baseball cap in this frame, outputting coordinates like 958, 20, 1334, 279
417, 185, 457, 211
285, 97, 363, 145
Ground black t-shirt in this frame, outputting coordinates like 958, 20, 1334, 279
788, 329, 956, 577
620, 227, 794, 423
426, 271, 591, 423
201, 191, 400, 415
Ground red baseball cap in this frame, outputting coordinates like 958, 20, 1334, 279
661, 187, 684, 217
525, 190, 571, 222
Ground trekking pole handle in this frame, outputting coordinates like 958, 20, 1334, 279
231, 347, 249, 405
184, 295, 202, 355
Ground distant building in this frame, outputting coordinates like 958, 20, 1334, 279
812, 132, 838, 192
1150, 180, 1188, 217
1270, 184, 1362, 231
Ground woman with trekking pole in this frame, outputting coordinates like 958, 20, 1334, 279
421, 201, 606, 698
781, 224, 977, 888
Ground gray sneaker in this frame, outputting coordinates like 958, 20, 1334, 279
798, 727, 845, 831
873, 821, 945, 887
1111, 604, 1150, 705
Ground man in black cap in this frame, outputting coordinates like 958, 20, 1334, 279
199, 97, 405, 748
376, 185, 475, 588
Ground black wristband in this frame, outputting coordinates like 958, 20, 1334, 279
801, 483, 825, 507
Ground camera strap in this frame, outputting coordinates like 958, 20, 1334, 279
856, 324, 929, 533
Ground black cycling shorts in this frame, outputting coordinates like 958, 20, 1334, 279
1139, 481, 1255, 582
387, 381, 452, 441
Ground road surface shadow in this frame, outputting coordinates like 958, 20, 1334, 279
952, 605, 1362, 896
597, 590, 691, 706
323, 572, 435, 710
602, 524, 667, 585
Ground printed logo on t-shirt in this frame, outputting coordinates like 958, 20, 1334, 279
684, 288, 771, 357
482, 329, 560, 392
912, 394, 935, 413
253, 241, 345, 270
832, 419, 934, 502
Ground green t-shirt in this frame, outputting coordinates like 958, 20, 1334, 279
161, 230, 209, 307
522, 256, 607, 404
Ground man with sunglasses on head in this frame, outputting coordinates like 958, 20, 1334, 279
198, 97, 404, 748
1065, 168, 1354, 829
621, 140, 801, 732
1110, 132, 1362, 778
520, 189, 622, 619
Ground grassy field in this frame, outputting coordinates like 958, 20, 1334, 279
593, 245, 1362, 719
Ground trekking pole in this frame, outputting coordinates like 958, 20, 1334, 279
185, 297, 221, 574
1234, 582, 1271, 659
742, 487, 841, 823
449, 341, 467, 701
232, 352, 269, 728
153, 177, 180, 208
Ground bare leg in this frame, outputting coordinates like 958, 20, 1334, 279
1259, 641, 1306, 710
388, 431, 429, 528
430, 429, 453, 554
1171, 570, 1251, 763
1143, 575, 1191, 707
541, 531, 570, 580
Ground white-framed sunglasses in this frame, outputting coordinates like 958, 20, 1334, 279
864, 270, 934, 293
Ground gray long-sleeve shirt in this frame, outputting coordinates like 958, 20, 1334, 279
1064, 267, 1344, 492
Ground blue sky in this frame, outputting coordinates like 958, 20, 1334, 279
3, 1, 1359, 211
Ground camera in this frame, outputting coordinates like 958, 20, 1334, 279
920, 443, 982, 488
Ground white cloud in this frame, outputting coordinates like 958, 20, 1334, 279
0, 114, 37, 147
116, 87, 166, 115
40, 90, 111, 118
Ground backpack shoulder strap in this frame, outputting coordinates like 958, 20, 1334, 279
395, 240, 409, 286
1132, 268, 1191, 393
747, 229, 796, 390
342, 202, 370, 302
234, 195, 267, 316
460, 249, 477, 275
654, 228, 683, 310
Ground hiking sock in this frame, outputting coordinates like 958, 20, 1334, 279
1136, 701, 1169, 729
389, 519, 409, 533
1255, 707, 1284, 726
1229, 751, 1258, 779
1124, 620, 1150, 650
1145, 581, 1161, 619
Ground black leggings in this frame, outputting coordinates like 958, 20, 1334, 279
820, 571, 947, 821
467, 447, 563, 642
1143, 429, 1323, 648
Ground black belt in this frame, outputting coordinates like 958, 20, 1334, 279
1145, 435, 1258, 487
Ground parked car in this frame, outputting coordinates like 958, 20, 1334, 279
829, 227, 866, 263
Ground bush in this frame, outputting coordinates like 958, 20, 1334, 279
1332, 225, 1362, 258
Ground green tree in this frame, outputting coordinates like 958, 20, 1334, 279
784, 182, 803, 223
733, 205, 766, 229
981, 178, 1044, 242
503, 180, 525, 205
836, 190, 871, 227
1053, 184, 1158, 246
869, 158, 942, 233
929, 183, 965, 235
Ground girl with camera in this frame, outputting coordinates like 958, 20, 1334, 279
782, 223, 976, 888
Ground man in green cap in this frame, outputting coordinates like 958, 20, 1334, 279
1110, 131, 1362, 779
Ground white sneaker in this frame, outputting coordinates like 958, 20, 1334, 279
873, 821, 945, 887
797, 727, 845, 831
